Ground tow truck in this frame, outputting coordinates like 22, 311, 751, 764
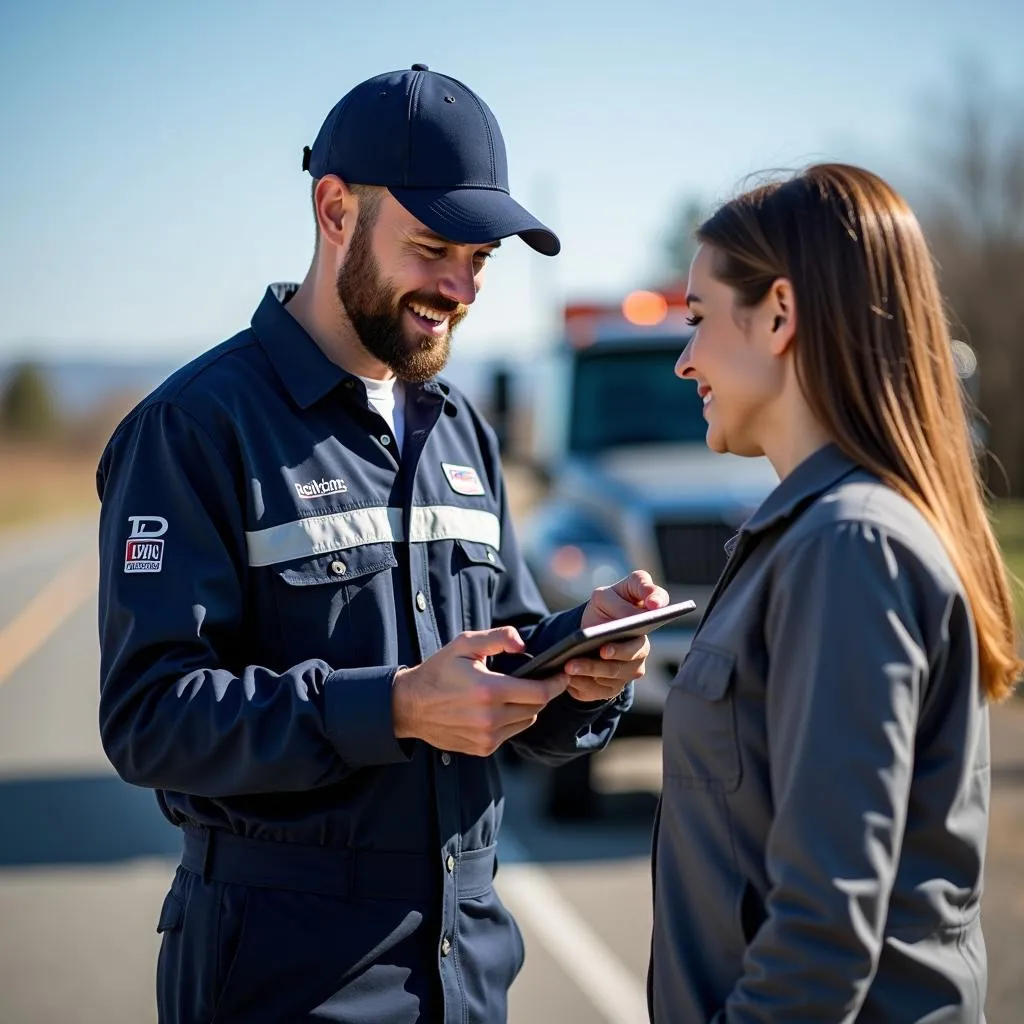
508, 287, 778, 818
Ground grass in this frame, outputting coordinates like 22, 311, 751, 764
992, 501, 1024, 626
0, 443, 100, 530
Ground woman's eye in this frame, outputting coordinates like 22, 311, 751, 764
684, 313, 703, 327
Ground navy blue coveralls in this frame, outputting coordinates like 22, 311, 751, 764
96, 284, 632, 1024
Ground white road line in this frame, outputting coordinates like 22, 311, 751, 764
498, 835, 650, 1024
0, 550, 97, 687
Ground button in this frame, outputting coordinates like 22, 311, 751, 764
440, 936, 451, 957
411, 63, 429, 71
380, 434, 391, 446
440, 752, 451, 766
486, 549, 496, 563
329, 560, 346, 576
446, 854, 455, 873
415, 591, 427, 612
343, 379, 355, 389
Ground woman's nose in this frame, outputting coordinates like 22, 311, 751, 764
675, 338, 694, 379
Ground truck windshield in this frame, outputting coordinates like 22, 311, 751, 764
569, 345, 708, 453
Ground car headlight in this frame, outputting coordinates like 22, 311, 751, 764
522, 504, 634, 605
545, 541, 633, 603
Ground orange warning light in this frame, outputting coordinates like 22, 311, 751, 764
621, 290, 669, 326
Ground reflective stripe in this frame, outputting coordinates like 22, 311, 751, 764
246, 506, 402, 567
245, 505, 500, 568
409, 506, 500, 548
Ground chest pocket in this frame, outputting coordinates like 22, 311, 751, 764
273, 543, 398, 666
664, 643, 741, 792
453, 540, 506, 632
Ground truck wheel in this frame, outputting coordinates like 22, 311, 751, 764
543, 754, 598, 821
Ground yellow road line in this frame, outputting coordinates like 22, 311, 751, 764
0, 550, 97, 687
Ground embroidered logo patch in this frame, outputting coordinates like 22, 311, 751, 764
442, 463, 485, 496
124, 516, 168, 573
294, 477, 348, 500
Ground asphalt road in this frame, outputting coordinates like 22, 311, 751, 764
0, 514, 1021, 1023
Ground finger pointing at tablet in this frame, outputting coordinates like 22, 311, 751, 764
391, 627, 567, 757
581, 569, 669, 630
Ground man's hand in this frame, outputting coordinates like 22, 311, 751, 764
392, 627, 567, 756
559, 570, 670, 703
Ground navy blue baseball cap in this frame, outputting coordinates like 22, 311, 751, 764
303, 64, 560, 256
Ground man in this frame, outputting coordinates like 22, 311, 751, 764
97, 64, 667, 1024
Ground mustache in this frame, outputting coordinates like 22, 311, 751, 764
401, 291, 463, 316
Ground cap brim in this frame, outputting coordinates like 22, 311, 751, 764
388, 186, 561, 256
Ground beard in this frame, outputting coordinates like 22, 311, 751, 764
335, 216, 468, 383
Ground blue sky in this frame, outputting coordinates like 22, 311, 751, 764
0, 0, 1020, 363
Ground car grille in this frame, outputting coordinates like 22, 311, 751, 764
654, 521, 736, 586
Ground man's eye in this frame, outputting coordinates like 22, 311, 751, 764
421, 245, 446, 258
684, 314, 703, 327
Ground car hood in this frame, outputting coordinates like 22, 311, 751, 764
565, 445, 780, 515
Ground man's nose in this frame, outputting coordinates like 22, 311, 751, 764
437, 263, 478, 308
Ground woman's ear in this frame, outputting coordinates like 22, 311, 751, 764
767, 278, 797, 356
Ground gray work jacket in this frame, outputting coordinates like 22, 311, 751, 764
650, 444, 989, 1023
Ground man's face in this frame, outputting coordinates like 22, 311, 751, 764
336, 191, 499, 383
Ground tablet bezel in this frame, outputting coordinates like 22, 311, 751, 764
508, 600, 697, 679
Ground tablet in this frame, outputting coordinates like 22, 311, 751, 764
509, 600, 697, 679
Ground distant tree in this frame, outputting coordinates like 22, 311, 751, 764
662, 196, 708, 282
916, 65, 1024, 496
0, 362, 60, 440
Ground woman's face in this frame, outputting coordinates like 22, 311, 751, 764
674, 244, 788, 458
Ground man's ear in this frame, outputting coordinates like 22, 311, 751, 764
315, 175, 354, 249
767, 278, 797, 356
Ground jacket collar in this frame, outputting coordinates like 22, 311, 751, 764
251, 284, 350, 409
742, 443, 861, 536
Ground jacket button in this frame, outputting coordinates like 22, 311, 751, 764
330, 560, 346, 575
440, 751, 451, 766
380, 434, 391, 446
486, 549, 496, 563
415, 591, 427, 612
440, 936, 452, 957
446, 854, 455, 873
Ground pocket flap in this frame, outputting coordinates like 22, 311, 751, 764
455, 539, 506, 572
276, 543, 398, 585
156, 889, 184, 934
673, 644, 736, 701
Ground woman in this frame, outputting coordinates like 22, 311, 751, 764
650, 163, 1021, 1022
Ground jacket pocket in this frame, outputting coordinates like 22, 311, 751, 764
156, 887, 184, 934
664, 643, 741, 792
453, 539, 506, 631
272, 543, 398, 664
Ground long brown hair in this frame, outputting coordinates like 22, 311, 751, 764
697, 163, 1021, 701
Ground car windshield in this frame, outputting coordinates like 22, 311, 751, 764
569, 344, 707, 453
